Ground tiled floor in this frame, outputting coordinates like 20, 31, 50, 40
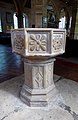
0, 44, 78, 83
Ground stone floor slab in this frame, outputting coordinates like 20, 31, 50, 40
0, 74, 78, 120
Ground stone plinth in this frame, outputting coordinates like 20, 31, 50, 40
20, 58, 56, 107
11, 28, 66, 107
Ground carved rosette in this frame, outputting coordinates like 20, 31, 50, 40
52, 34, 63, 52
28, 34, 47, 52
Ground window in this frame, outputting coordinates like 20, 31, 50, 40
0, 14, 2, 32
59, 16, 66, 29
23, 13, 28, 28
69, 16, 72, 29
59, 8, 66, 29
13, 13, 28, 29
13, 13, 18, 29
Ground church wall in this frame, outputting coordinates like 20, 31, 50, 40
0, 2, 15, 33
0, 0, 74, 39
30, 0, 72, 30
0, 1, 31, 33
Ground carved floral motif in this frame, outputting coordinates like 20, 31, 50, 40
29, 34, 47, 52
53, 34, 62, 52
15, 35, 24, 51
11, 29, 65, 56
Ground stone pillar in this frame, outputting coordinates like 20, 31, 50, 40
70, 6, 77, 39
31, 0, 36, 27
31, 0, 47, 28
20, 58, 56, 107
17, 14, 24, 28
35, 0, 43, 28
42, 0, 47, 28
74, 7, 78, 39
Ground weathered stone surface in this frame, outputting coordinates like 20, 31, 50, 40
11, 28, 66, 107
1, 74, 78, 120
20, 58, 57, 107
11, 28, 66, 57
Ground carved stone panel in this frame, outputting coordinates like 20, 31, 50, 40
52, 31, 65, 54
11, 30, 25, 55
24, 62, 32, 88
27, 31, 51, 55
29, 34, 47, 52
33, 66, 44, 89
44, 61, 54, 88
20, 58, 57, 107
11, 28, 66, 57
47, 63, 53, 86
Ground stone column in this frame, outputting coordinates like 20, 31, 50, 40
74, 7, 78, 40
20, 58, 56, 107
17, 14, 24, 28
35, 0, 43, 28
70, 6, 77, 39
31, 0, 36, 27
31, 0, 47, 28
